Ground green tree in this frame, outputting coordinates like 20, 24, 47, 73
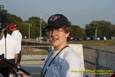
71, 25, 85, 37
7, 13, 47, 39
7, 13, 23, 23
85, 20, 113, 37
111, 25, 115, 36
24, 16, 47, 38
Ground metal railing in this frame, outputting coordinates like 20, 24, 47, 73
84, 46, 115, 69
83, 46, 115, 77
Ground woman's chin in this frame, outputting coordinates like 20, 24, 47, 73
52, 42, 59, 48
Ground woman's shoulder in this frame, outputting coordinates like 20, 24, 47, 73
61, 46, 80, 59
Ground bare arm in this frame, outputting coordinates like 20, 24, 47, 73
15, 51, 21, 66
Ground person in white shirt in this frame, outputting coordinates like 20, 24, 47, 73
0, 24, 20, 77
7, 23, 22, 66
41, 14, 85, 77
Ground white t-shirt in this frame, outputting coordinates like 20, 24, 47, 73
0, 34, 20, 59
11, 30, 22, 53
42, 46, 84, 77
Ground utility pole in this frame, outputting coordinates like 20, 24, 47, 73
40, 18, 42, 39
39, 17, 42, 43
24, 23, 31, 39
28, 23, 31, 39
95, 27, 98, 40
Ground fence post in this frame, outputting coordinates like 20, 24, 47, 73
95, 49, 99, 77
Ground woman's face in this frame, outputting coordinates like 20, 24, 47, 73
48, 28, 69, 49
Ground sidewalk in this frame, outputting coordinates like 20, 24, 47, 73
21, 55, 47, 66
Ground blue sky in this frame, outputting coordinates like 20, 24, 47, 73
1, 0, 115, 27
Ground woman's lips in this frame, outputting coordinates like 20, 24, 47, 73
52, 38, 59, 42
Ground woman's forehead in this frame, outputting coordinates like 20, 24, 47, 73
49, 27, 64, 31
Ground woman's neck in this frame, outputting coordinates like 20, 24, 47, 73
54, 42, 67, 51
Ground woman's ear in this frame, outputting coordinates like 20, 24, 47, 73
66, 32, 70, 38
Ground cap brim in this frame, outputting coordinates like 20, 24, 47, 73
45, 25, 61, 31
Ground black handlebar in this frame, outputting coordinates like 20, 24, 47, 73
0, 54, 31, 76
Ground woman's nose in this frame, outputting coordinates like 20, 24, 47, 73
49, 29, 59, 37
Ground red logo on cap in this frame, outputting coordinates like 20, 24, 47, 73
49, 16, 60, 22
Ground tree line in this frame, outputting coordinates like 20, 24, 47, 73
7, 13, 115, 39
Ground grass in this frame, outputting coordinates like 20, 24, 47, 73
68, 40, 115, 46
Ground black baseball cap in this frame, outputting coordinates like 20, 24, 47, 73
45, 14, 71, 30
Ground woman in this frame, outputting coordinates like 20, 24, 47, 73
41, 14, 84, 77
